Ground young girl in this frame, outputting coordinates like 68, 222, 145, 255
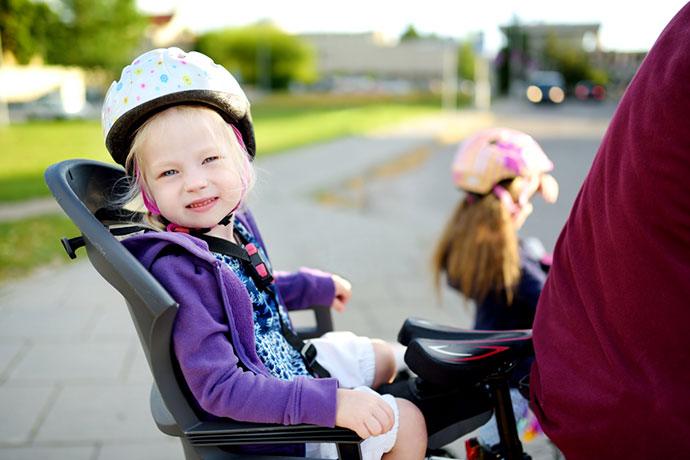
431, 127, 559, 450
432, 127, 559, 331
102, 48, 426, 460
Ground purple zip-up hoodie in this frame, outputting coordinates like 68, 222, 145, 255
122, 210, 339, 433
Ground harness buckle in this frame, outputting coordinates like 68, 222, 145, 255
300, 342, 318, 367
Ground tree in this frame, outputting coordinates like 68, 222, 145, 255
496, 17, 530, 95
46, 0, 147, 72
1, 0, 146, 72
457, 41, 475, 81
543, 32, 609, 87
495, 47, 511, 95
400, 24, 420, 42
196, 23, 316, 90
0, 0, 60, 64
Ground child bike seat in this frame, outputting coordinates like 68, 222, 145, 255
399, 318, 533, 386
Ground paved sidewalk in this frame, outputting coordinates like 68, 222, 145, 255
0, 105, 591, 460
0, 198, 60, 222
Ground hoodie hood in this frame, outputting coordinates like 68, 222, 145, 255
122, 230, 216, 271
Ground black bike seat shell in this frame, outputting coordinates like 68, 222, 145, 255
405, 333, 533, 386
398, 316, 530, 346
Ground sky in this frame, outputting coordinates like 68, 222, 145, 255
139, 0, 689, 54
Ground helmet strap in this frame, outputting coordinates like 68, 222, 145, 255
165, 210, 236, 235
133, 162, 162, 216
464, 192, 482, 205
492, 174, 540, 221
492, 185, 521, 219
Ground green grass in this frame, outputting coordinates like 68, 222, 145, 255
255, 104, 439, 154
0, 93, 441, 203
0, 120, 110, 202
0, 214, 78, 280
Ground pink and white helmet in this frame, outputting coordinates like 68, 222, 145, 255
452, 128, 554, 194
101, 47, 255, 168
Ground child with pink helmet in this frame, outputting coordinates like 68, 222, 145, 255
432, 127, 559, 449
433, 127, 558, 327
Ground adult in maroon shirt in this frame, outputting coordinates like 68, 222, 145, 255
530, 4, 690, 458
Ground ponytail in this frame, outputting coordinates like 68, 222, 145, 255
432, 188, 520, 304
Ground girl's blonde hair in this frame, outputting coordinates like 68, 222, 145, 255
112, 105, 256, 230
431, 179, 521, 305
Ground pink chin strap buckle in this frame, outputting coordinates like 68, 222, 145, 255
166, 223, 190, 233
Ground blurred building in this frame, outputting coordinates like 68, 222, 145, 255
589, 50, 647, 96
142, 12, 195, 50
499, 22, 645, 98
0, 65, 89, 121
501, 23, 602, 55
299, 33, 457, 93
0, 10, 196, 122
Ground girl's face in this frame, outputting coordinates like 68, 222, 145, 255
138, 108, 247, 231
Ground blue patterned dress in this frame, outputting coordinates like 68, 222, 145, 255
212, 221, 311, 380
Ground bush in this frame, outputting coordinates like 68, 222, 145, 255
196, 23, 317, 90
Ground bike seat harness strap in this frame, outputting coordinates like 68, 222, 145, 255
196, 232, 331, 379
198, 233, 274, 290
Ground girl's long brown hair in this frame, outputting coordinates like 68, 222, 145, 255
432, 182, 520, 304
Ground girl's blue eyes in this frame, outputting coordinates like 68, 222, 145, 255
158, 156, 221, 178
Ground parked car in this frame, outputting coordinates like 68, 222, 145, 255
526, 71, 566, 104
9, 92, 99, 122
574, 80, 607, 101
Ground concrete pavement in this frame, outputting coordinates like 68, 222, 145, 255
0, 101, 613, 459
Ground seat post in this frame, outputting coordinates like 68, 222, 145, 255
486, 374, 528, 460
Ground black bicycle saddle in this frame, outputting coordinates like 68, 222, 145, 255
399, 318, 533, 385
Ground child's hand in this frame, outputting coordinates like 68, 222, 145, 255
331, 274, 352, 312
335, 388, 394, 439
539, 174, 559, 203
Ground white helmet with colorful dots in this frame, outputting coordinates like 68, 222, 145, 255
101, 47, 255, 168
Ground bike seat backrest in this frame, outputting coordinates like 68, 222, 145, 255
45, 159, 203, 432
45, 159, 343, 445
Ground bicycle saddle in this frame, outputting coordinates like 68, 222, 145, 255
399, 318, 533, 385
398, 317, 530, 345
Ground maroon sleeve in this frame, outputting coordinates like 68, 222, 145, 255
530, 4, 690, 459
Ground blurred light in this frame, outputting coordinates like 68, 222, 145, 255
526, 85, 543, 103
575, 84, 589, 100
548, 87, 565, 103
592, 85, 606, 100
61, 74, 86, 114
